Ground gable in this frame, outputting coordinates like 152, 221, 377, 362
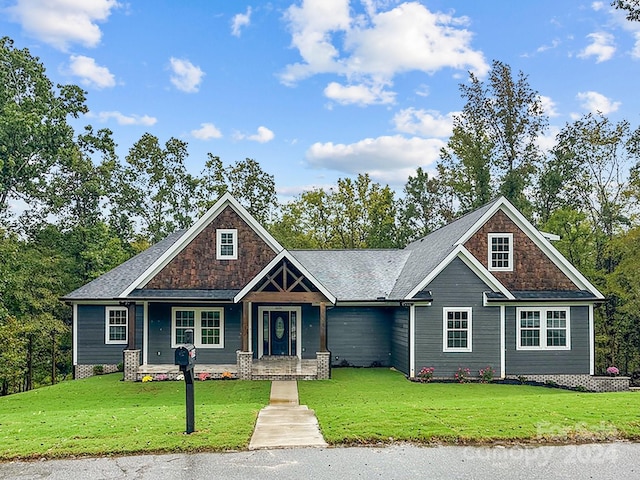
464, 209, 577, 291
143, 206, 278, 290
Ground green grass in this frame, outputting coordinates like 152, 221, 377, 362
298, 368, 640, 445
3, 369, 640, 460
0, 374, 270, 460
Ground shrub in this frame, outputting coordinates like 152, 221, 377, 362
92, 365, 104, 376
221, 371, 233, 380
141, 375, 153, 383
479, 366, 495, 383
116, 362, 124, 372
198, 372, 211, 381
417, 367, 435, 382
606, 366, 620, 376
155, 374, 168, 381
517, 375, 528, 385
454, 367, 471, 383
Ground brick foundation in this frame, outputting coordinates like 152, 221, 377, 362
237, 350, 253, 380
123, 349, 141, 382
74, 364, 120, 379
506, 374, 630, 392
316, 352, 331, 380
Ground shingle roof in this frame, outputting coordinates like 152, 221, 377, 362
61, 230, 185, 300
389, 199, 499, 298
291, 249, 412, 301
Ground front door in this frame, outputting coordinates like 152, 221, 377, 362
270, 311, 289, 355
259, 307, 300, 357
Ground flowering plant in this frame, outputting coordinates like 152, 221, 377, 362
454, 367, 471, 384
198, 372, 211, 381
221, 371, 233, 380
155, 374, 168, 381
606, 366, 620, 376
417, 366, 435, 382
176, 373, 184, 381
141, 375, 153, 383
478, 366, 495, 383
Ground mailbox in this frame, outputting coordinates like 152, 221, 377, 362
174, 344, 196, 367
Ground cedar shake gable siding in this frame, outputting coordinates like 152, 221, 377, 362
144, 206, 277, 290
464, 210, 577, 291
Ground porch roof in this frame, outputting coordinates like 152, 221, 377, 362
128, 289, 240, 301
484, 290, 603, 303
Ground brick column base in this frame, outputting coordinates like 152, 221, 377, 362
316, 351, 331, 380
123, 349, 140, 382
237, 351, 253, 380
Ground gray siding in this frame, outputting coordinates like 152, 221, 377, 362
415, 258, 501, 377
147, 303, 240, 364
391, 307, 409, 374
505, 305, 590, 375
76, 304, 143, 364
327, 306, 392, 367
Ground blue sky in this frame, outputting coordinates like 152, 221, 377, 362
2, 0, 639, 201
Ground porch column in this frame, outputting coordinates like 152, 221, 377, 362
319, 301, 327, 352
125, 301, 136, 350
241, 301, 250, 352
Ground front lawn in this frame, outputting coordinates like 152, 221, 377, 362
0, 374, 270, 460
298, 368, 640, 445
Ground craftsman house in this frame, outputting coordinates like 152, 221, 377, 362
64, 192, 611, 389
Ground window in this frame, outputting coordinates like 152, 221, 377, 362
488, 233, 513, 271
443, 307, 472, 352
105, 306, 128, 345
216, 229, 237, 260
516, 307, 570, 350
172, 307, 224, 348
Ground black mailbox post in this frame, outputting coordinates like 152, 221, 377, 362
174, 329, 196, 434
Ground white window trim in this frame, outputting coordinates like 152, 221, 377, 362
443, 307, 473, 352
516, 306, 571, 351
171, 307, 225, 349
488, 233, 513, 272
105, 306, 128, 345
216, 229, 238, 260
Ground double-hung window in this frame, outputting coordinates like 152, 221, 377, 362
443, 307, 472, 352
216, 229, 237, 260
105, 306, 128, 345
172, 307, 224, 348
516, 307, 570, 350
488, 233, 513, 271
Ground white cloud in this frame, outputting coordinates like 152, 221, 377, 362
7, 0, 119, 50
393, 108, 456, 137
169, 57, 205, 93
231, 7, 252, 37
540, 95, 560, 117
324, 81, 395, 106
235, 126, 275, 143
68, 55, 115, 89
591, 1, 605, 11
576, 91, 621, 114
578, 32, 616, 62
97, 111, 157, 126
306, 134, 445, 184
191, 123, 222, 140
281, 1, 488, 106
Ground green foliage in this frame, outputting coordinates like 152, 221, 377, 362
0, 36, 87, 216
439, 60, 548, 218
271, 173, 398, 249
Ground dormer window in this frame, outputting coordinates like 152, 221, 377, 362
216, 229, 237, 260
488, 233, 513, 271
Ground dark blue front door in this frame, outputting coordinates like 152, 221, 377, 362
270, 312, 289, 355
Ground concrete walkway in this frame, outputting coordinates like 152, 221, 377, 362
248, 381, 327, 450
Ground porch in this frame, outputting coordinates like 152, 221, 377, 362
133, 355, 325, 381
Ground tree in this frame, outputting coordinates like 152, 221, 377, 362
197, 156, 277, 224
271, 174, 398, 249
613, 0, 640, 21
112, 134, 198, 243
439, 60, 548, 217
0, 37, 87, 218
397, 167, 455, 244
